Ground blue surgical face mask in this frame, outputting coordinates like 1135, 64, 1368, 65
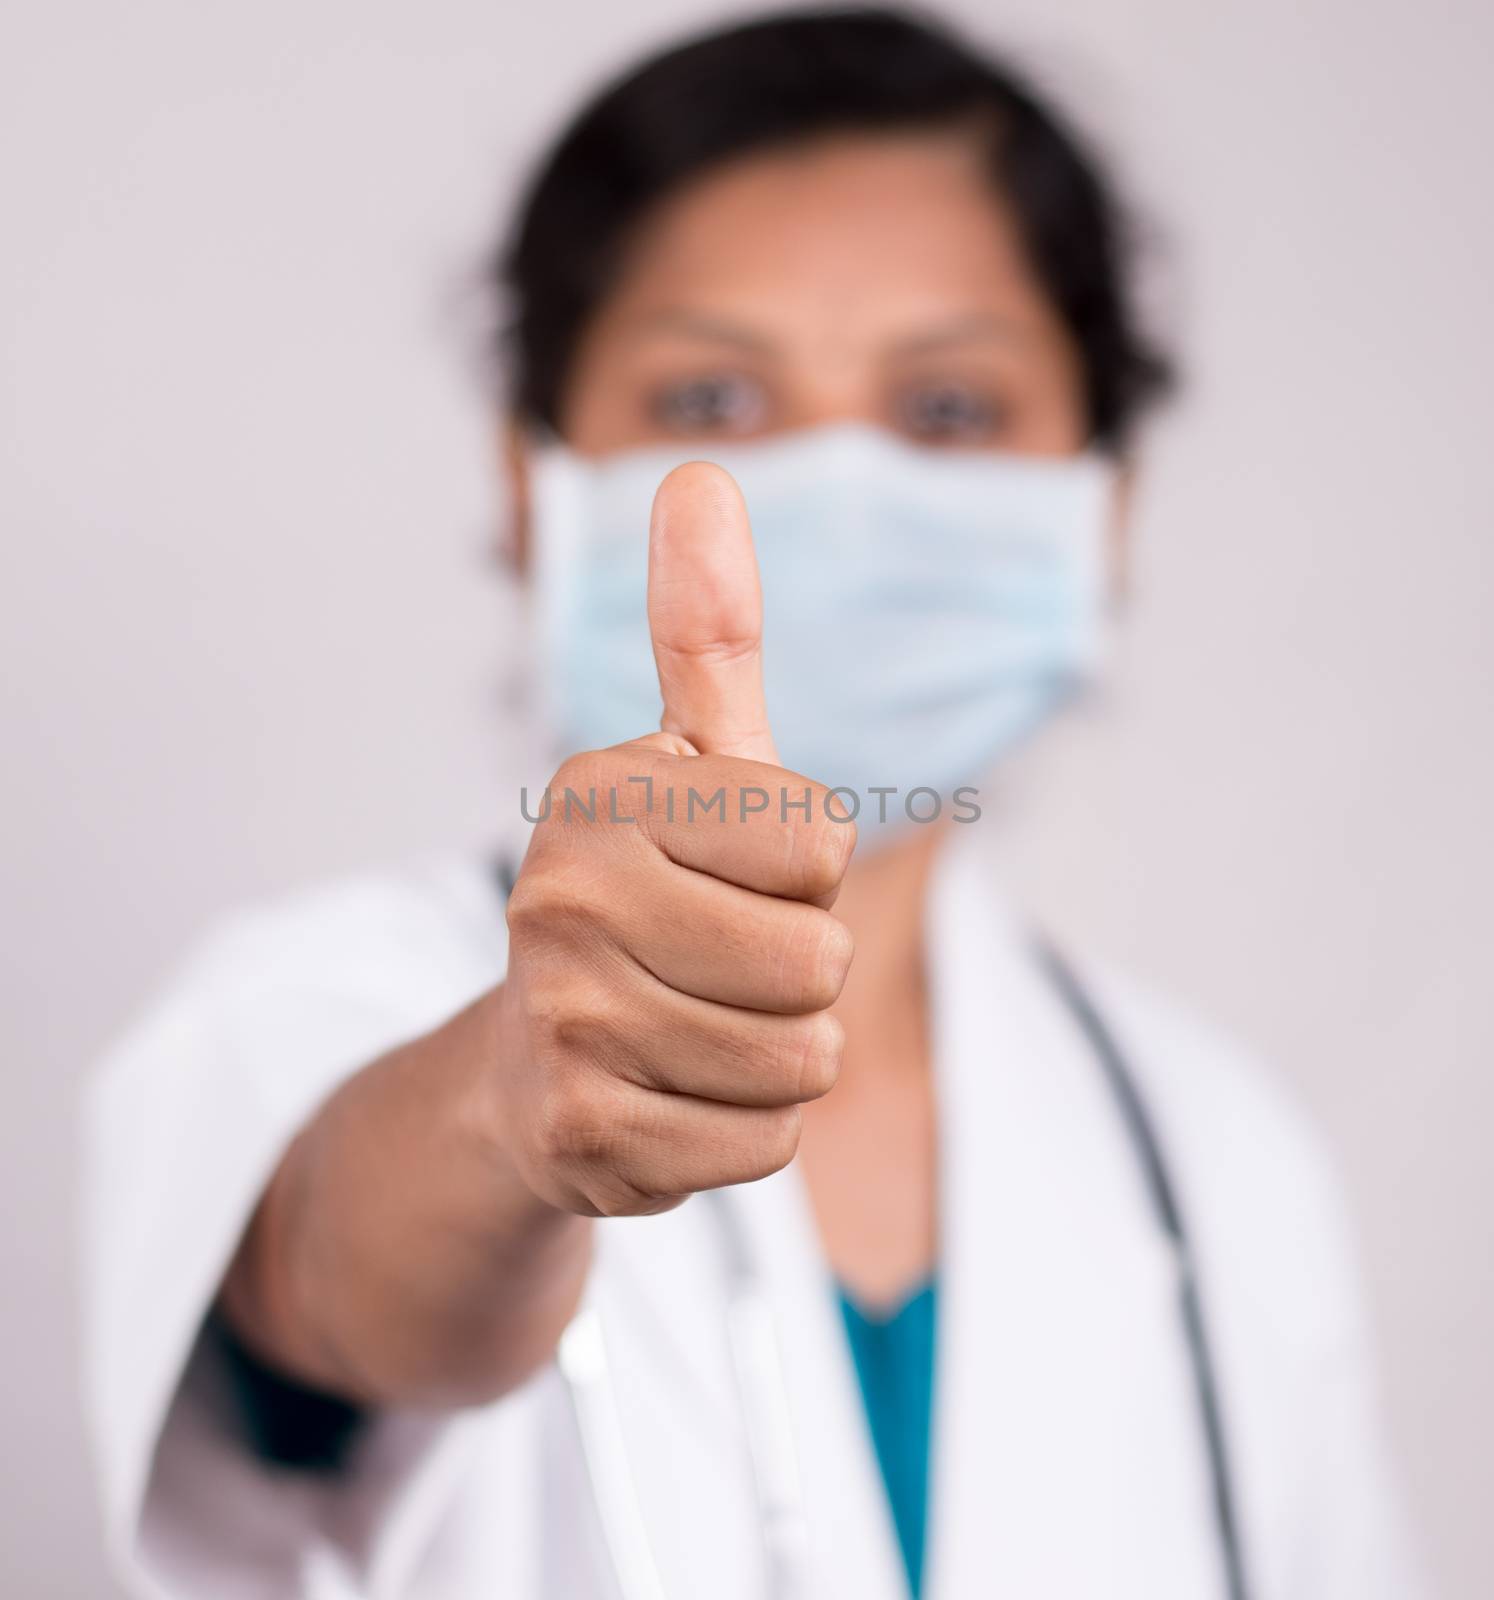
528, 423, 1112, 845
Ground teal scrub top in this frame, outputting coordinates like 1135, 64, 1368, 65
837, 1279, 938, 1598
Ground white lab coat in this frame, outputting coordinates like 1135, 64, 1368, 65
81, 829, 1424, 1599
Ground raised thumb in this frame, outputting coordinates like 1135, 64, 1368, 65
646, 460, 779, 764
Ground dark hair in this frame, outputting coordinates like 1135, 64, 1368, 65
495, 6, 1173, 451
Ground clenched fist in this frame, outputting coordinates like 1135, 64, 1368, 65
218, 459, 857, 1407
495, 461, 857, 1218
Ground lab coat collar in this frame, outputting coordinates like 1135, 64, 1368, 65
922, 831, 1220, 1598
732, 829, 1221, 1598
590, 828, 1221, 1598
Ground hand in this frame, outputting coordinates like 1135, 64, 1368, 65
216, 461, 854, 1405
497, 462, 856, 1218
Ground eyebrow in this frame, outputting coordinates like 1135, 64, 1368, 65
629, 308, 778, 352
887, 313, 1030, 356
627, 306, 1031, 358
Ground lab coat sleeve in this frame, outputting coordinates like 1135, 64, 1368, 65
79, 864, 505, 1597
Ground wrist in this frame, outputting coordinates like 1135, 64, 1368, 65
454, 981, 587, 1238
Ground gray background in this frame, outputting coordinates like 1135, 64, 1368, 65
2, 0, 1490, 1593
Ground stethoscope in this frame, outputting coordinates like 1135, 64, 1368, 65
494, 863, 1250, 1600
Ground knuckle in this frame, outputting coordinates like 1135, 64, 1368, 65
502, 871, 547, 940
552, 749, 611, 792
537, 751, 626, 833
792, 913, 854, 1010
585, 1176, 664, 1220
795, 806, 858, 898
506, 869, 573, 945
528, 1072, 599, 1165
747, 1107, 802, 1179
527, 1046, 638, 1164
543, 980, 629, 1067
581, 1101, 685, 1217
821, 917, 855, 999
507, 861, 617, 952
791, 1011, 845, 1101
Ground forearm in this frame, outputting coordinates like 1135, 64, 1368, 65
218, 985, 592, 1409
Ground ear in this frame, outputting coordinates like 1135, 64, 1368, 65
498, 415, 532, 579
1106, 457, 1137, 605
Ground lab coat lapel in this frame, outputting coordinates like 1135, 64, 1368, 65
596, 830, 1223, 1598
922, 835, 1221, 1599
593, 1198, 743, 1433
731, 1163, 911, 1600
593, 1169, 908, 1600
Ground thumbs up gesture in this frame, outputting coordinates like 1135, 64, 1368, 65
498, 463, 857, 1218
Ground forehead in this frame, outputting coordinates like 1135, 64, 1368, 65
594, 130, 1061, 345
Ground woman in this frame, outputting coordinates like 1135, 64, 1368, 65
83, 10, 1421, 1598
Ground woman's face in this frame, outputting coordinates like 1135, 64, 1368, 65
555, 129, 1088, 458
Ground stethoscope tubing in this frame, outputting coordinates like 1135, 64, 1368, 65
1034, 937, 1251, 1600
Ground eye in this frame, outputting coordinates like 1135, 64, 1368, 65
894, 380, 1005, 445
648, 373, 769, 434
